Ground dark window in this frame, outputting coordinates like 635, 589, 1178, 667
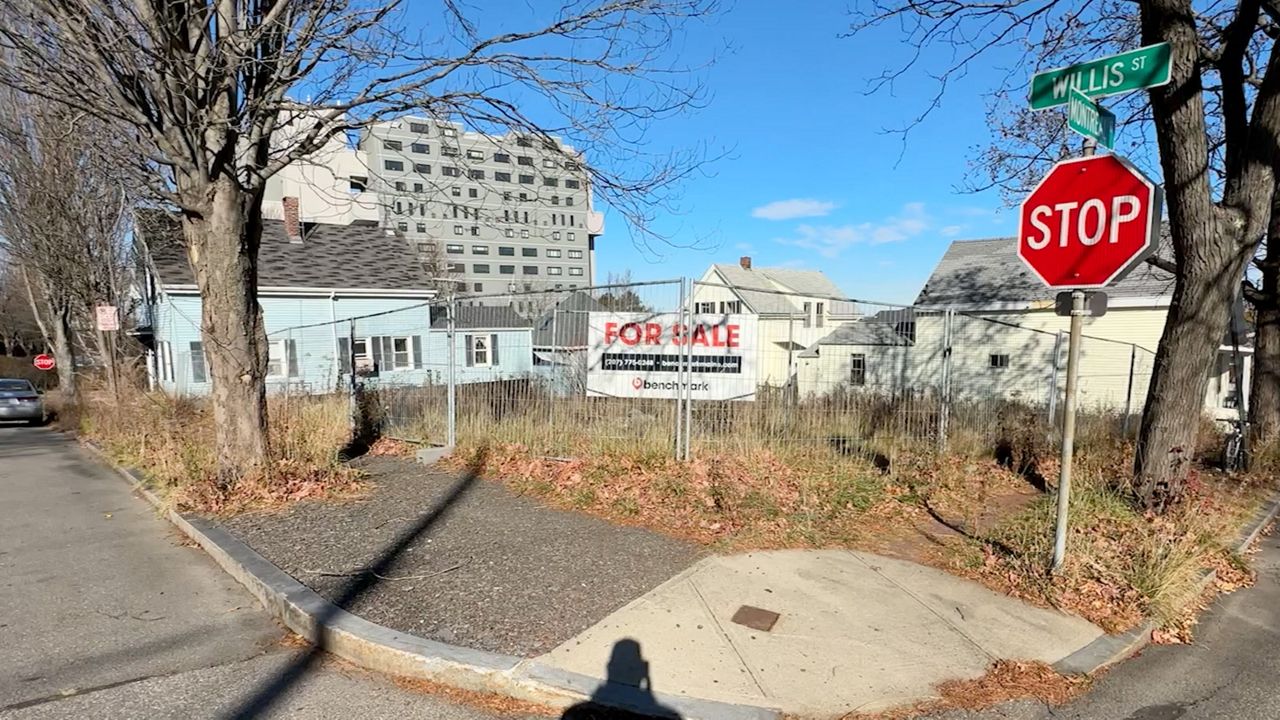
469, 169, 484, 180
411, 143, 429, 154
495, 171, 511, 182
394, 180, 405, 191
383, 159, 404, 172
414, 163, 431, 174
416, 223, 427, 233
383, 140, 402, 151
850, 354, 866, 386
446, 244, 464, 254
493, 153, 510, 164
473, 245, 489, 254
990, 354, 1010, 369
473, 264, 490, 274
409, 122, 429, 133
470, 226, 479, 236
518, 174, 534, 185
417, 242, 433, 253
522, 247, 537, 257
516, 137, 532, 148
566, 196, 575, 206
468, 188, 478, 198
551, 196, 560, 205
442, 166, 459, 177
499, 264, 515, 274
517, 155, 534, 166
190, 341, 207, 383
498, 246, 515, 256
396, 221, 408, 232
441, 145, 459, 156
349, 176, 367, 192
473, 283, 483, 292
522, 266, 538, 275
413, 182, 423, 192
564, 179, 581, 189
543, 177, 559, 187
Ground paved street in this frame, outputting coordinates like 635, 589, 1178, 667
0, 426, 518, 720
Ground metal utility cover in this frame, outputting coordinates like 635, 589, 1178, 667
731, 605, 780, 632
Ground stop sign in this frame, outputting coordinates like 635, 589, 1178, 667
1019, 155, 1163, 288
33, 354, 55, 371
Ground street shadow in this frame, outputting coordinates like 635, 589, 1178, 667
221, 447, 488, 719
561, 639, 682, 719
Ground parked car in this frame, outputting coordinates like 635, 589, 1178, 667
0, 379, 44, 425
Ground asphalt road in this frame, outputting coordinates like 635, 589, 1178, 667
0, 426, 522, 720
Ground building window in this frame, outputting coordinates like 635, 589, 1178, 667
493, 153, 510, 163
694, 302, 715, 313
411, 143, 429, 154
470, 226, 479, 236
396, 221, 408, 232
469, 335, 491, 367
349, 176, 367, 192
189, 341, 206, 383
474, 283, 483, 292
441, 127, 457, 138
466, 149, 485, 160
446, 243, 464, 253
568, 250, 583, 259
383, 140, 402, 151
547, 249, 562, 258
442, 166, 460, 177
414, 163, 431, 174
516, 136, 533, 147
504, 228, 514, 238
472, 245, 489, 255
499, 264, 515, 275
569, 214, 575, 226
543, 177, 559, 187
801, 301, 812, 328
495, 171, 511, 182
266, 340, 287, 378
566, 196, 575, 206
569, 267, 583, 276
499, 246, 515, 256
567, 232, 576, 241
548, 266, 563, 275
393, 200, 403, 214
850, 354, 866, 386
520, 229, 530, 239
551, 196, 560, 205
518, 174, 534, 185
816, 302, 825, 328
502, 191, 512, 201
415, 223, 426, 233
522, 247, 537, 257
990, 354, 1010, 370
450, 186, 461, 197
417, 242, 434, 253
390, 337, 413, 370
453, 226, 463, 236
523, 266, 539, 275
446, 262, 463, 273
564, 179, 581, 189
384, 159, 404, 172
394, 180, 405, 191
409, 122, 429, 134
541, 158, 555, 168
468, 187, 479, 198
718, 300, 742, 314
552, 231, 561, 241
469, 169, 484, 180
517, 156, 533, 167
473, 264, 490, 274
413, 182, 424, 193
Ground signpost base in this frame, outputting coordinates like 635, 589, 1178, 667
1052, 289, 1086, 572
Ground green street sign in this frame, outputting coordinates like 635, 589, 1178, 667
1030, 43, 1172, 110
1067, 89, 1116, 149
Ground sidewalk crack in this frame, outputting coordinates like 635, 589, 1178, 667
688, 575, 770, 699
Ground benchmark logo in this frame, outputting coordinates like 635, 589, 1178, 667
632, 377, 710, 392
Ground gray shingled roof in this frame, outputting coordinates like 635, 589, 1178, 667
799, 318, 914, 357
430, 305, 530, 330
709, 264, 857, 315
136, 209, 430, 291
915, 235, 1176, 307
532, 292, 604, 347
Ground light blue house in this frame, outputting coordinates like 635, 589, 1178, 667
135, 209, 534, 396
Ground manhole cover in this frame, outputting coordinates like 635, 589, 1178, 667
731, 605, 780, 632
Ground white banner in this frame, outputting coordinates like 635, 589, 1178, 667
586, 312, 758, 401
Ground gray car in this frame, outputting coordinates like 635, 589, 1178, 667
0, 379, 45, 424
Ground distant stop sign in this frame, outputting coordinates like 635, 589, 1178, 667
1019, 155, 1163, 288
33, 354, 55, 371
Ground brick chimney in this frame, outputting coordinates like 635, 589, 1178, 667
739, 255, 752, 270
282, 196, 302, 243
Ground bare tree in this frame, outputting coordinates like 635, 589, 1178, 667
0, 0, 716, 481
848, 0, 1280, 510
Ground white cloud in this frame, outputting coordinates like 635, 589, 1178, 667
751, 198, 838, 221
774, 203, 930, 258
940, 224, 965, 237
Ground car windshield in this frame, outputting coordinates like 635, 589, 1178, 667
0, 380, 35, 392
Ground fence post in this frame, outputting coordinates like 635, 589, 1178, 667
1121, 343, 1137, 436
683, 277, 694, 461
347, 320, 358, 436
1047, 331, 1063, 428
674, 278, 687, 460
937, 309, 953, 451
549, 305, 558, 427
446, 296, 457, 448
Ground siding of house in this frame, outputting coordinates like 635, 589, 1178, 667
150, 293, 533, 395
797, 344, 912, 398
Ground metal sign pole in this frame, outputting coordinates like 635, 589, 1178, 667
446, 296, 457, 448
1052, 289, 1086, 572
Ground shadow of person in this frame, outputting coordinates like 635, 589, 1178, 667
561, 638, 682, 719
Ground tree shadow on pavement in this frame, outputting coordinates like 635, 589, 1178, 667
222, 448, 488, 720
560, 639, 682, 719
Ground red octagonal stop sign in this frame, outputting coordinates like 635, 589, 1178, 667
1019, 155, 1163, 289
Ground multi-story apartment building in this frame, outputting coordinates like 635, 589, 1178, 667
264, 115, 605, 309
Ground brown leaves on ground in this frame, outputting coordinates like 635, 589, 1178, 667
843, 661, 1090, 720
171, 460, 368, 515
391, 676, 557, 717
366, 437, 418, 457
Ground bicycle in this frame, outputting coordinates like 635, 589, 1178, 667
1224, 418, 1248, 472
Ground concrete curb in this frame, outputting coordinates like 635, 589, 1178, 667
1053, 492, 1280, 676
79, 441, 780, 720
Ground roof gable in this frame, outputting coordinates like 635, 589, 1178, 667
708, 264, 857, 315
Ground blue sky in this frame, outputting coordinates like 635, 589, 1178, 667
589, 4, 1025, 304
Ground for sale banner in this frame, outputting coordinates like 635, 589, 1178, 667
586, 312, 758, 401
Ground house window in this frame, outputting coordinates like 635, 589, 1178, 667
518, 174, 534, 185
414, 163, 431, 174
468, 187, 479, 198
474, 283, 483, 292
517, 155, 533, 165
384, 159, 404, 172
516, 136, 533, 147
552, 231, 561, 241
498, 246, 515, 256
442, 166, 460, 177
543, 177, 559, 187
568, 250, 583, 259
499, 265, 515, 274
519, 192, 529, 202
393, 200, 403, 214
349, 176, 367, 192
409, 122, 429, 134
446, 243, 464, 253
816, 302, 825, 328
394, 180, 405, 191
451, 186, 461, 197
470, 226, 479, 236
446, 262, 463, 273
495, 171, 511, 182
189, 341, 206, 383
801, 302, 812, 328
568, 267, 583, 276
990, 354, 1010, 370
567, 232, 576, 241
718, 300, 742, 314
411, 143, 429, 154
469, 335, 492, 367
551, 196, 560, 205
383, 140, 402, 151
542, 158, 557, 168
547, 249, 562, 258
523, 266, 538, 275
417, 242, 433, 253
522, 247, 537, 257
472, 245, 489, 255
392, 337, 413, 370
493, 153, 510, 163
473, 264, 490, 274
466, 149, 485, 160
469, 169, 484, 180
441, 145, 459, 157
850, 354, 866, 386
396, 221, 408, 232
548, 266, 563, 275
266, 340, 287, 378
520, 229, 530, 239
413, 182, 424, 193
566, 196, 575, 206
695, 302, 715, 313
564, 179, 581, 189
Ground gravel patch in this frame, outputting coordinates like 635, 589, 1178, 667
221, 456, 702, 657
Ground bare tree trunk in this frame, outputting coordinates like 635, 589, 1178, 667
50, 302, 77, 399
94, 327, 119, 400
182, 179, 269, 482
1250, 231, 1280, 441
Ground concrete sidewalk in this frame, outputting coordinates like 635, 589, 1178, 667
538, 550, 1104, 718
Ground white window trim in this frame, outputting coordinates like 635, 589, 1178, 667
266, 339, 287, 379
569, 267, 583, 276
391, 336, 414, 370
470, 335, 491, 367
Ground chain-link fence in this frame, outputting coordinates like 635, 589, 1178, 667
158, 277, 1162, 470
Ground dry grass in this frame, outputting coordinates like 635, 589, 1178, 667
81, 386, 365, 514
841, 661, 1091, 720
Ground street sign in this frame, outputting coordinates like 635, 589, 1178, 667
1030, 43, 1172, 110
1018, 154, 1163, 288
1055, 291, 1108, 317
1067, 89, 1116, 150
95, 305, 119, 331
33, 354, 55, 371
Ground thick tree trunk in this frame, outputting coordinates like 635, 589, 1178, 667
94, 328, 119, 400
1250, 236, 1280, 441
50, 303, 77, 401
182, 177, 269, 483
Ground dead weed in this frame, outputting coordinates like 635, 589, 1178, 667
842, 660, 1090, 720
